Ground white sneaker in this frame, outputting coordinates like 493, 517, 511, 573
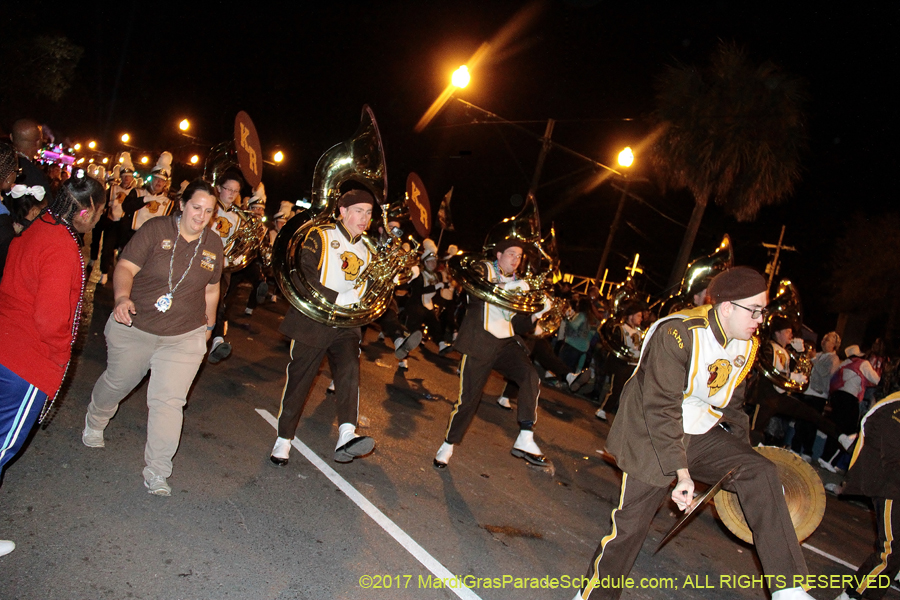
834, 592, 852, 600
270, 437, 292, 466
82, 414, 105, 448
244, 307, 253, 316
142, 468, 171, 497
824, 482, 843, 496
0, 540, 14, 557
771, 586, 816, 600
595, 408, 608, 421
434, 441, 453, 468
497, 396, 511, 409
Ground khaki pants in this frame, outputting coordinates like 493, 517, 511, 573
86, 315, 206, 478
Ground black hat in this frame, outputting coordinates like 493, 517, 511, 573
337, 189, 376, 209
708, 267, 767, 304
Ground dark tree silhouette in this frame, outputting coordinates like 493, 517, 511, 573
829, 213, 900, 343
649, 42, 807, 287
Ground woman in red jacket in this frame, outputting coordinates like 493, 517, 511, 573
0, 172, 105, 557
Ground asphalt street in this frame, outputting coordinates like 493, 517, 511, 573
0, 265, 892, 600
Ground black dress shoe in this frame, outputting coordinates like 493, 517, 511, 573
433, 459, 448, 469
334, 436, 375, 463
270, 455, 289, 466
511, 448, 549, 466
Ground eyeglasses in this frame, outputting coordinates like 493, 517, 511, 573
731, 302, 768, 320
219, 186, 240, 194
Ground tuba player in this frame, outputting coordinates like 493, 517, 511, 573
269, 189, 377, 466
433, 237, 553, 470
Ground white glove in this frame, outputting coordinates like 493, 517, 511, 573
789, 338, 805, 353
336, 287, 363, 307
501, 280, 528, 292
533, 297, 553, 318
434, 282, 445, 290
789, 372, 808, 384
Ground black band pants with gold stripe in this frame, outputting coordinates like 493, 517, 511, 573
845, 497, 900, 600
578, 426, 807, 599
444, 339, 539, 445
276, 330, 360, 440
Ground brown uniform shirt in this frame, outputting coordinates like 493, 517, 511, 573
121, 215, 223, 336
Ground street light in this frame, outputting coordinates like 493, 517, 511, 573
451, 65, 470, 89
73, 143, 81, 151
101, 157, 108, 164
141, 156, 149, 164
179, 119, 190, 132
273, 150, 284, 163
121, 133, 131, 144
595, 147, 636, 281
190, 155, 199, 165
88, 141, 97, 149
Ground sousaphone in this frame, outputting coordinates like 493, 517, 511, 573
272, 105, 417, 327
448, 193, 549, 314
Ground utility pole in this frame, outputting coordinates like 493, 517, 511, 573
762, 225, 797, 293
526, 119, 555, 204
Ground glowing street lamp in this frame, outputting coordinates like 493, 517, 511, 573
273, 150, 284, 163
73, 143, 82, 151
190, 155, 199, 165
596, 147, 638, 281
451, 65, 470, 89
179, 119, 190, 132
101, 157, 108, 164
141, 156, 149, 164
88, 141, 97, 149
121, 133, 131, 143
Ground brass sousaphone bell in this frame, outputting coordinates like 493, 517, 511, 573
654, 234, 734, 316
273, 105, 417, 327
756, 279, 810, 393
448, 193, 549, 314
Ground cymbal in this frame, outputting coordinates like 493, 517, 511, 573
714, 446, 826, 544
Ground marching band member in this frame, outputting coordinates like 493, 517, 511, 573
595, 300, 645, 421
404, 239, 452, 356
433, 237, 552, 470
207, 171, 245, 363
269, 189, 377, 466
94, 153, 137, 284
574, 267, 816, 600
118, 151, 174, 250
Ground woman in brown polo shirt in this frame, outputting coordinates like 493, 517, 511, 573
81, 179, 224, 496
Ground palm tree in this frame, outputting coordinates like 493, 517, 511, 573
650, 42, 807, 288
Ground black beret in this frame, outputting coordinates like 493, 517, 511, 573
708, 267, 767, 304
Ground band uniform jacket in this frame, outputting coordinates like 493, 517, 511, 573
607, 305, 759, 487
279, 220, 371, 348
452, 260, 532, 361
843, 392, 900, 499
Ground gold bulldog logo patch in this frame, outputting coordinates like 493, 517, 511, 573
707, 359, 733, 397
341, 251, 364, 280
213, 216, 233, 237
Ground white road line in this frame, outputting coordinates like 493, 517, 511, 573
802, 542, 859, 571
256, 409, 483, 600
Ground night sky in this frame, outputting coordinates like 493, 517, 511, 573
4, 1, 898, 337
